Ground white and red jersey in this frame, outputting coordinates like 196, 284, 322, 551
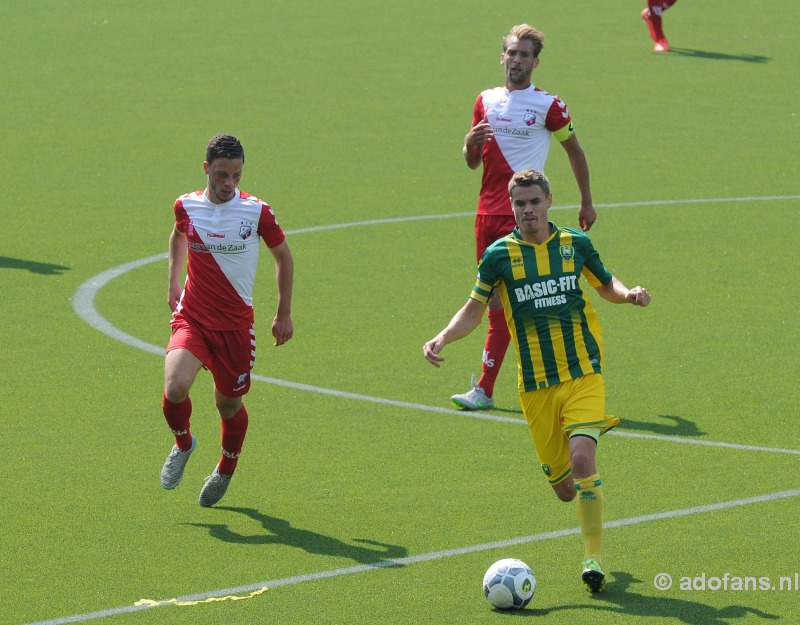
472, 84, 573, 215
173, 189, 285, 330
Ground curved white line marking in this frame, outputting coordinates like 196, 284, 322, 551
72, 196, 800, 456
72, 253, 168, 356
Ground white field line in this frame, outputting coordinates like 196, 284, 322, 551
18, 488, 800, 625
283, 194, 800, 235
608, 430, 800, 455
249, 375, 800, 456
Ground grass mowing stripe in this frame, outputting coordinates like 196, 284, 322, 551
246, 377, 800, 456
72, 194, 799, 351
188, 194, 800, 237
70, 215, 800, 457
247, 375, 800, 456
19, 488, 800, 625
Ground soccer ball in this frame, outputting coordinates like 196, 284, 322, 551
482, 558, 536, 610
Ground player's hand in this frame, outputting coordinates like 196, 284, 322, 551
627, 286, 651, 307
465, 121, 493, 147
167, 285, 182, 312
578, 203, 597, 232
422, 337, 446, 367
272, 315, 294, 346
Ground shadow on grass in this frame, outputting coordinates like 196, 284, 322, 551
489, 406, 524, 416
185, 506, 408, 566
619, 414, 706, 437
0, 256, 70, 275
520, 572, 779, 623
668, 48, 770, 63
485, 410, 707, 439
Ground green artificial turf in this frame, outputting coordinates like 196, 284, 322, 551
1, 1, 797, 624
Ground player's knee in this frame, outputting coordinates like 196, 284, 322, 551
570, 453, 596, 478
569, 440, 598, 477
215, 396, 243, 420
552, 481, 576, 502
164, 381, 190, 403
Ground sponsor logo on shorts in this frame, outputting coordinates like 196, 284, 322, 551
232, 372, 249, 392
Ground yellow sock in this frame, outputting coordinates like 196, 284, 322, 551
574, 473, 604, 563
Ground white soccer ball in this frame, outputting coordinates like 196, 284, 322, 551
482, 558, 536, 610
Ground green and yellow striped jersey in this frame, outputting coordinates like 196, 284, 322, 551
471, 224, 613, 392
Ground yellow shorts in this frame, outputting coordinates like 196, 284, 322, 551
519, 373, 620, 486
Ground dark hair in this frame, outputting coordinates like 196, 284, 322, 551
508, 168, 550, 197
206, 133, 245, 164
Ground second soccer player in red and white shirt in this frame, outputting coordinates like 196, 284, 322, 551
453, 23, 595, 411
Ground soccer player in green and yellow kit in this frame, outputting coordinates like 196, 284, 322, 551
423, 169, 651, 592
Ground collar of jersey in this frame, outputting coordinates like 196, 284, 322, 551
509, 222, 558, 246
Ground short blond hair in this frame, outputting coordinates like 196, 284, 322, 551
502, 24, 545, 57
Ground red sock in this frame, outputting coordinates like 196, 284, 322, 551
646, 0, 666, 40
162, 391, 193, 450
218, 404, 249, 475
477, 308, 510, 398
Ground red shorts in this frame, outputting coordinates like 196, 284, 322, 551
475, 214, 517, 262
167, 313, 255, 397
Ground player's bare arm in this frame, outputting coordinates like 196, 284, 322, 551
559, 134, 596, 232
463, 121, 494, 170
270, 240, 294, 346
423, 298, 488, 366
167, 225, 188, 311
596, 276, 651, 307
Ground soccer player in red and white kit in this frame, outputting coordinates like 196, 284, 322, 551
451, 24, 595, 411
159, 133, 294, 507
642, 0, 678, 52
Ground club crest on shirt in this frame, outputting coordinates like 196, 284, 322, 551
559, 245, 575, 263
239, 225, 253, 240
524, 112, 537, 126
